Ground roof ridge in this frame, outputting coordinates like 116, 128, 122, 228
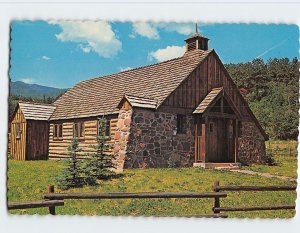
125, 94, 157, 101
77, 49, 212, 85
19, 101, 55, 107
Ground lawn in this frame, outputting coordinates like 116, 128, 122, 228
241, 155, 298, 178
242, 140, 298, 178
7, 160, 296, 218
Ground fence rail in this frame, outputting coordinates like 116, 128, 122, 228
44, 192, 226, 200
7, 199, 64, 214
214, 185, 296, 192
212, 181, 296, 214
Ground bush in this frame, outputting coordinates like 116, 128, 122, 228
265, 152, 277, 166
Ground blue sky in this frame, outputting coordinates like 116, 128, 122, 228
10, 21, 299, 89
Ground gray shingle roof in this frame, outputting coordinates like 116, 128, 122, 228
51, 49, 212, 120
118, 94, 158, 109
193, 87, 223, 114
19, 102, 56, 121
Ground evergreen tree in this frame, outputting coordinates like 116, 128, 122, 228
84, 117, 117, 185
56, 138, 85, 190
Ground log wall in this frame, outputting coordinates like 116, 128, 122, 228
49, 116, 118, 159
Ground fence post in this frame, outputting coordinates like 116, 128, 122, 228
48, 185, 55, 215
212, 181, 220, 214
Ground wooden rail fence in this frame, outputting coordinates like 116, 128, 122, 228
43, 185, 228, 218
8, 182, 296, 217
212, 181, 296, 214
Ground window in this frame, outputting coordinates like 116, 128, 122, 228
105, 120, 111, 137
177, 115, 185, 134
15, 123, 21, 139
53, 123, 63, 140
98, 119, 111, 137
74, 122, 84, 139
209, 123, 214, 132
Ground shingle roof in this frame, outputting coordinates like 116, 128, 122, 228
51, 49, 212, 120
118, 94, 158, 109
19, 102, 56, 121
193, 87, 223, 114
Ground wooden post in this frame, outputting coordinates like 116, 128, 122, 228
213, 181, 220, 214
48, 185, 55, 215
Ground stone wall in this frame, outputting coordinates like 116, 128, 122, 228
113, 107, 133, 171
238, 121, 266, 165
124, 108, 195, 168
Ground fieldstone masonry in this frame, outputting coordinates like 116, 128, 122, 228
238, 121, 266, 165
113, 107, 133, 171
124, 109, 195, 168
114, 108, 266, 170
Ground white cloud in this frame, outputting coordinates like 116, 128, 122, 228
148, 45, 185, 62
132, 22, 159, 40
119, 67, 133, 72
79, 44, 92, 53
42, 55, 51, 60
20, 78, 35, 84
157, 23, 195, 35
131, 22, 196, 39
49, 20, 122, 58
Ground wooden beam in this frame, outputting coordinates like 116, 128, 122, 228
8, 200, 64, 210
215, 185, 296, 192
203, 112, 237, 119
44, 192, 227, 200
204, 116, 209, 163
215, 205, 295, 212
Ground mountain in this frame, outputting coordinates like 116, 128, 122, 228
10, 81, 68, 99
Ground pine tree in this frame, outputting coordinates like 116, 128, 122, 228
56, 138, 85, 190
84, 117, 117, 185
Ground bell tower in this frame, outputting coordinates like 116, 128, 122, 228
185, 24, 209, 52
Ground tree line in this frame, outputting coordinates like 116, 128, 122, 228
225, 57, 299, 140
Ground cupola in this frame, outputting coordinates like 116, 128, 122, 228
185, 25, 209, 52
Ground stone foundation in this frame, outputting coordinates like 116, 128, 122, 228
238, 121, 266, 165
124, 109, 195, 168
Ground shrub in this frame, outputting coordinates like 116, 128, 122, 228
55, 138, 86, 190
84, 117, 117, 185
265, 152, 277, 166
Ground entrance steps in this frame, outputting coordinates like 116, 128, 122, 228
193, 162, 241, 170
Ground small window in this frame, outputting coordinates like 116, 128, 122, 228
177, 115, 185, 134
98, 118, 111, 137
53, 123, 63, 140
15, 123, 21, 139
209, 123, 213, 132
73, 122, 84, 139
105, 120, 111, 137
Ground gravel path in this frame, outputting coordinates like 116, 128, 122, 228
228, 169, 297, 183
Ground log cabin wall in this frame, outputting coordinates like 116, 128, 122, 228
48, 116, 118, 159
10, 107, 27, 160
26, 120, 49, 160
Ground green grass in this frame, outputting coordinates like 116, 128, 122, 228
7, 160, 296, 218
242, 155, 298, 178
